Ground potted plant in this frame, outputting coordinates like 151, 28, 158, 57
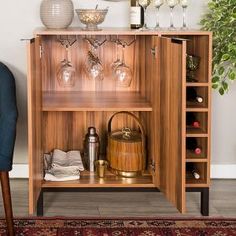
201, 0, 236, 95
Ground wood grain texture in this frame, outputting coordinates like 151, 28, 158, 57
41, 35, 139, 92
159, 37, 186, 213
42, 170, 154, 188
27, 37, 43, 215
107, 112, 145, 173
34, 27, 212, 36
42, 91, 152, 111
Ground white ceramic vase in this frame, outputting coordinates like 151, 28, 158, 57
40, 0, 74, 29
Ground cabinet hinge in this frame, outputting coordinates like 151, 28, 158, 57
39, 45, 43, 59
150, 161, 155, 172
151, 47, 157, 57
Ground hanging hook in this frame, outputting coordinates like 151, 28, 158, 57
84, 35, 107, 49
57, 35, 77, 49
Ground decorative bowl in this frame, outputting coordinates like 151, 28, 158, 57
75, 9, 108, 31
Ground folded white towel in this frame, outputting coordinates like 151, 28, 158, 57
52, 149, 84, 171
48, 164, 80, 177
44, 173, 80, 182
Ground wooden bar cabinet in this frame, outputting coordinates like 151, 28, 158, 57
27, 28, 212, 216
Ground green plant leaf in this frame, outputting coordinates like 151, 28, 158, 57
201, 0, 236, 95
222, 81, 228, 90
229, 71, 236, 80
212, 84, 219, 89
221, 54, 230, 61
212, 76, 220, 83
219, 87, 225, 95
218, 66, 225, 75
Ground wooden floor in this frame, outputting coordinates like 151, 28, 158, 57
0, 179, 235, 217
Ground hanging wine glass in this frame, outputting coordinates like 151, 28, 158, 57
138, 0, 151, 30
111, 39, 122, 75
114, 45, 132, 87
87, 47, 104, 81
180, 0, 188, 30
57, 46, 75, 87
166, 0, 179, 30
85, 37, 107, 81
152, 0, 164, 30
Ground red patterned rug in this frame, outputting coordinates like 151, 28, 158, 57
0, 217, 236, 236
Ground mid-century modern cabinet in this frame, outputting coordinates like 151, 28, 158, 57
27, 28, 212, 216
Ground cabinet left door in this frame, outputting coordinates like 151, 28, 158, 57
27, 37, 43, 214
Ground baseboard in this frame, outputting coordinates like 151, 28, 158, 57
9, 164, 236, 179
210, 164, 236, 179
9, 164, 28, 178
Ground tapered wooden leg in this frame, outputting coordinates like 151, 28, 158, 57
0, 172, 14, 236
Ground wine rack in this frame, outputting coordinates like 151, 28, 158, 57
185, 35, 211, 188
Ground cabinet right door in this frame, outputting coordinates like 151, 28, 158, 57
159, 37, 187, 213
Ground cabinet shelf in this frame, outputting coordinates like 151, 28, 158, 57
186, 83, 209, 87
186, 107, 208, 112
42, 91, 153, 112
186, 128, 208, 137
42, 170, 154, 188
186, 178, 208, 187
186, 158, 208, 163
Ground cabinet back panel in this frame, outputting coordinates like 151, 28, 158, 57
42, 111, 152, 166
186, 36, 210, 83
41, 35, 145, 92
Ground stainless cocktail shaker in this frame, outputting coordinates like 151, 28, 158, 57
84, 127, 100, 172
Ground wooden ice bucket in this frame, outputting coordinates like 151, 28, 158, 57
107, 111, 146, 178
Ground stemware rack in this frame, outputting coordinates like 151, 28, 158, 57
27, 28, 212, 216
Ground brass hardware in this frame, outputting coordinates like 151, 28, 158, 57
110, 168, 142, 178
150, 161, 155, 172
151, 48, 156, 56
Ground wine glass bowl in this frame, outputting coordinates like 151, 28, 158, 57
57, 59, 76, 87
87, 50, 104, 80
114, 64, 132, 87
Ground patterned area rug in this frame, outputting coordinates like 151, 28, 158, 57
0, 217, 236, 236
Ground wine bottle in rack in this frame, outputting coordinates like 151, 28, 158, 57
186, 138, 202, 155
186, 163, 201, 180
187, 88, 203, 104
130, 0, 144, 29
186, 113, 200, 128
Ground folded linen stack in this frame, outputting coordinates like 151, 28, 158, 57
44, 149, 84, 181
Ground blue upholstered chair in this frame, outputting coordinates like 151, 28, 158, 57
0, 62, 18, 236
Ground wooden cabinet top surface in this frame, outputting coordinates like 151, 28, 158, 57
34, 27, 212, 36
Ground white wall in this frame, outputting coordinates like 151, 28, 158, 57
0, 0, 235, 165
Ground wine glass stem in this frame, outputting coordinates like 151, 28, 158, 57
170, 7, 174, 28
183, 7, 187, 28
143, 7, 148, 29
155, 7, 160, 28
121, 46, 125, 63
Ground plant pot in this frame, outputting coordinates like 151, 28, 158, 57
40, 0, 74, 29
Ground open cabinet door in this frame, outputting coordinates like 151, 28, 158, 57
27, 37, 43, 214
159, 37, 186, 213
